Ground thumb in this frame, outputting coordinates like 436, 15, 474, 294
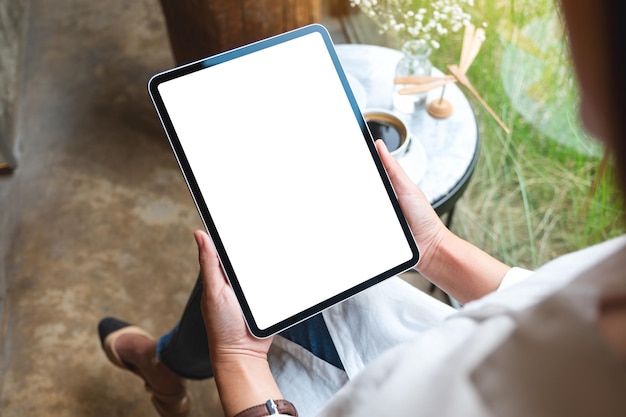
375, 139, 415, 195
194, 230, 228, 296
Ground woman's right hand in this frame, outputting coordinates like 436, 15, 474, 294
375, 139, 448, 275
376, 139, 511, 302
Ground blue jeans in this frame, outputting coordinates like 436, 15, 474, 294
156, 274, 344, 379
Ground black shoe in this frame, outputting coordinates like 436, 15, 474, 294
97, 316, 191, 417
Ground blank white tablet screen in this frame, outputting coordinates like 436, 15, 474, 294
156, 29, 414, 333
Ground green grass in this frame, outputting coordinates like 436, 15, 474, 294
438, 0, 626, 268
352, 0, 626, 268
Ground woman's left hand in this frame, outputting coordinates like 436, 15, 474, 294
195, 230, 273, 365
196, 229, 283, 417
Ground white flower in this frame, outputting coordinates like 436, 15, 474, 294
351, 0, 480, 47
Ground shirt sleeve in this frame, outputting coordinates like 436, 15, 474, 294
497, 266, 533, 291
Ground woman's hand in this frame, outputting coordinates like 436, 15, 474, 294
195, 230, 283, 417
375, 140, 510, 302
195, 230, 272, 363
375, 140, 448, 274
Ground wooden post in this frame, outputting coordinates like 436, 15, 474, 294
158, 0, 322, 65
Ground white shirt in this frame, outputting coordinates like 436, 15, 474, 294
268, 236, 626, 416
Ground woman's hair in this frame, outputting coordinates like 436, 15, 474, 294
561, 1, 626, 193
606, 3, 626, 193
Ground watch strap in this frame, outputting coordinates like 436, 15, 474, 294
234, 399, 298, 417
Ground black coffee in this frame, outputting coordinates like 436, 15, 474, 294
366, 120, 402, 151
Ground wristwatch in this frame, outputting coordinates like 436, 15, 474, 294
234, 399, 298, 417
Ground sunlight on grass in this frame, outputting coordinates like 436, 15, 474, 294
349, 0, 626, 268
441, 0, 626, 268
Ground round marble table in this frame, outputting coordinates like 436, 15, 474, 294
335, 44, 480, 224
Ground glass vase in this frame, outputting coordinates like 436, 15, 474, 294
393, 40, 432, 114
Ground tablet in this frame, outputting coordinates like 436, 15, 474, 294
148, 24, 420, 338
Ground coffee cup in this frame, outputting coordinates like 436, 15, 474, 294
363, 109, 411, 158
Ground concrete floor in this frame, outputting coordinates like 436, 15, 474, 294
0, 1, 437, 415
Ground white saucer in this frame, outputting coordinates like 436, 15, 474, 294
345, 72, 367, 110
395, 135, 428, 185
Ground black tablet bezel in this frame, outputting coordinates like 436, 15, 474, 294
148, 24, 419, 338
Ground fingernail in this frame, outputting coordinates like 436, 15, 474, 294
194, 230, 203, 249
376, 139, 389, 154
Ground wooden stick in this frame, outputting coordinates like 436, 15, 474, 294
459, 23, 475, 73
459, 27, 485, 74
448, 65, 511, 134
394, 75, 454, 85
397, 78, 456, 95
